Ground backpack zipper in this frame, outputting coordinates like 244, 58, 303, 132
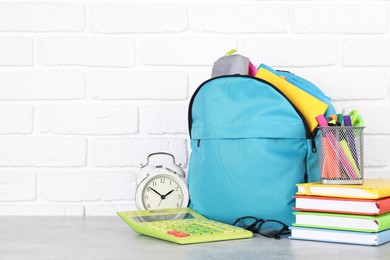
188, 75, 317, 152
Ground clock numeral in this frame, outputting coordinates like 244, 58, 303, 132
176, 203, 180, 207
144, 195, 148, 200
160, 177, 166, 184
152, 181, 157, 186
146, 204, 151, 209
175, 186, 179, 191
178, 194, 182, 199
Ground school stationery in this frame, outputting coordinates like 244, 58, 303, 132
337, 114, 344, 125
296, 179, 390, 199
211, 49, 256, 78
316, 114, 364, 184
257, 64, 334, 108
256, 66, 328, 132
349, 109, 364, 127
294, 195, 390, 215
188, 71, 336, 226
320, 137, 342, 179
117, 208, 253, 245
290, 226, 390, 246
316, 127, 360, 181
293, 211, 390, 232
343, 114, 360, 170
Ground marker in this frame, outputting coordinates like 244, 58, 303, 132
344, 115, 360, 172
337, 114, 344, 126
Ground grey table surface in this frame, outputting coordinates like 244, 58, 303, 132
1, 216, 390, 260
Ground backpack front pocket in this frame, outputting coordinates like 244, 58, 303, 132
189, 137, 307, 225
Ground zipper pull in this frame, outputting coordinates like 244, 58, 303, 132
197, 139, 201, 147
310, 133, 317, 153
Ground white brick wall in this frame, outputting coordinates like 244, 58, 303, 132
0, 71, 85, 99
90, 3, 187, 33
40, 37, 136, 67
89, 70, 188, 100
243, 38, 338, 67
293, 4, 388, 34
0, 137, 87, 167
0, 37, 32, 66
38, 105, 138, 135
192, 4, 289, 33
0, 3, 85, 32
0, 0, 389, 216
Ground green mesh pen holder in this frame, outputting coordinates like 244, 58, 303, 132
318, 126, 364, 185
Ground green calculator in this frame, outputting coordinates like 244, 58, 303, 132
117, 208, 253, 244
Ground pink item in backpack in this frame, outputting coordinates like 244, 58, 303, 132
248, 62, 257, 76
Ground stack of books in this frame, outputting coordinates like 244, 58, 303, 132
290, 178, 390, 246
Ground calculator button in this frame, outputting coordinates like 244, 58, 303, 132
167, 230, 189, 237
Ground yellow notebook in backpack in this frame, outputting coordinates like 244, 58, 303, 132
256, 67, 328, 132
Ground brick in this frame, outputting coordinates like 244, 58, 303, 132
140, 105, 188, 134
142, 37, 238, 65
0, 3, 84, 32
90, 70, 188, 100
190, 71, 210, 96
39, 105, 138, 135
342, 105, 390, 135
0, 137, 86, 167
364, 136, 390, 167
294, 4, 388, 34
0, 105, 33, 134
90, 138, 187, 167
364, 170, 390, 179
40, 37, 135, 67
192, 4, 288, 33
0, 172, 36, 201
40, 171, 136, 202
243, 38, 338, 67
343, 38, 390, 66
296, 70, 388, 100
0, 205, 84, 216
0, 71, 85, 100
86, 204, 136, 216
0, 37, 32, 66
90, 3, 187, 33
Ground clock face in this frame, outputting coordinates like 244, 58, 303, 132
141, 174, 187, 210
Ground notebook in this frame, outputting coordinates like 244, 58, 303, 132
296, 178, 390, 199
294, 195, 390, 215
290, 227, 390, 246
293, 211, 390, 232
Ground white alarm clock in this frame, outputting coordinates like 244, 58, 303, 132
135, 152, 189, 210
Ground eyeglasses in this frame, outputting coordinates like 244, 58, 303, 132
233, 216, 291, 240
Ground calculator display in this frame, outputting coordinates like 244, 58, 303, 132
133, 213, 195, 222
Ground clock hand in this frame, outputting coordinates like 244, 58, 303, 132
163, 189, 174, 198
159, 189, 175, 200
149, 187, 163, 198
158, 189, 174, 207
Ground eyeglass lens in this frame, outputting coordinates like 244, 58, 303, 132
234, 217, 290, 239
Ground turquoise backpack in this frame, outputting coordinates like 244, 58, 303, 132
187, 68, 335, 226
